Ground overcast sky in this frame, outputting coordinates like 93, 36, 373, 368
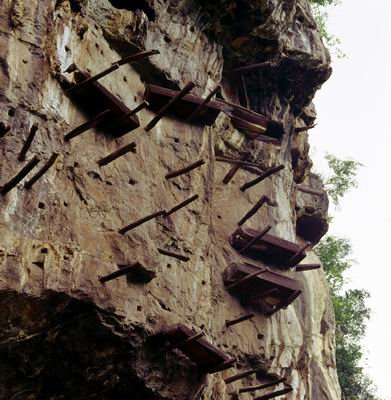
309, 0, 391, 398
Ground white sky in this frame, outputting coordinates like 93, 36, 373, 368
309, 0, 391, 398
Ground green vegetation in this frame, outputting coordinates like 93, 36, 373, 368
314, 155, 381, 399
309, 0, 345, 57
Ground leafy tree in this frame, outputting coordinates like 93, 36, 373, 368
323, 153, 363, 206
315, 236, 381, 399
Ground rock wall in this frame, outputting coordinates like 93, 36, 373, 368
0, 0, 340, 399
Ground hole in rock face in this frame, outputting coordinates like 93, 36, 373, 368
38, 202, 45, 209
108, 0, 155, 21
8, 108, 15, 117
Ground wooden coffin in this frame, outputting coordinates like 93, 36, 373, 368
230, 227, 307, 268
158, 324, 234, 373
58, 70, 140, 137
143, 84, 222, 125
224, 263, 302, 316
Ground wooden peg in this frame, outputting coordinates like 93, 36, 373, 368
239, 225, 272, 254
222, 153, 250, 185
145, 82, 195, 131
238, 196, 273, 226
24, 153, 59, 189
284, 242, 311, 268
230, 378, 286, 395
164, 194, 199, 218
254, 384, 293, 400
0, 156, 40, 195
18, 124, 38, 161
205, 357, 236, 374
226, 268, 268, 291
66, 50, 160, 93
165, 159, 205, 180
99, 263, 139, 283
186, 85, 220, 123
97, 142, 136, 166
240, 165, 285, 192
225, 313, 255, 327
162, 331, 205, 353
157, 248, 190, 262
295, 264, 321, 272
64, 110, 111, 141
224, 366, 266, 384
104, 102, 148, 131
118, 210, 165, 234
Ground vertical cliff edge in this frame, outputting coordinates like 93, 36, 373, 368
0, 0, 340, 399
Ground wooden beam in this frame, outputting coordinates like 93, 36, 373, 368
165, 159, 205, 180
254, 385, 293, 400
0, 156, 40, 195
240, 165, 285, 192
165, 194, 199, 218
66, 50, 159, 93
162, 331, 205, 353
24, 153, 59, 189
145, 82, 195, 131
226, 268, 268, 291
238, 196, 273, 226
296, 184, 324, 197
99, 263, 139, 283
186, 85, 220, 123
284, 242, 311, 268
231, 377, 286, 395
226, 313, 255, 327
18, 124, 38, 160
295, 264, 321, 272
97, 142, 136, 166
239, 225, 272, 254
64, 110, 111, 141
224, 366, 266, 384
118, 210, 165, 234
157, 248, 190, 262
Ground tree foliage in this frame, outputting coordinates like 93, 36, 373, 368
323, 153, 363, 206
315, 236, 381, 400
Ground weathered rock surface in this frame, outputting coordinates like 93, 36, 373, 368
0, 0, 339, 399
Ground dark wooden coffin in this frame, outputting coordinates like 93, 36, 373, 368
230, 227, 307, 268
143, 84, 222, 125
158, 324, 234, 373
224, 263, 302, 316
143, 84, 284, 141
57, 70, 140, 137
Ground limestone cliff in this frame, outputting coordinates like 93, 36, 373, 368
0, 0, 340, 399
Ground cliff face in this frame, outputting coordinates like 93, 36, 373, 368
0, 1, 339, 399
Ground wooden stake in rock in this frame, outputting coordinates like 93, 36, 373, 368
239, 225, 272, 254
157, 248, 190, 262
186, 85, 220, 123
161, 332, 205, 353
165, 159, 205, 180
165, 194, 199, 218
99, 263, 139, 283
225, 313, 255, 328
24, 153, 59, 189
284, 242, 311, 268
64, 110, 111, 141
226, 268, 268, 291
104, 102, 148, 132
66, 50, 160, 94
0, 156, 40, 195
295, 264, 321, 272
240, 165, 285, 192
238, 196, 276, 226
229, 377, 286, 395
18, 124, 38, 161
119, 210, 165, 234
97, 142, 136, 166
222, 153, 250, 185
145, 82, 195, 131
224, 366, 266, 384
